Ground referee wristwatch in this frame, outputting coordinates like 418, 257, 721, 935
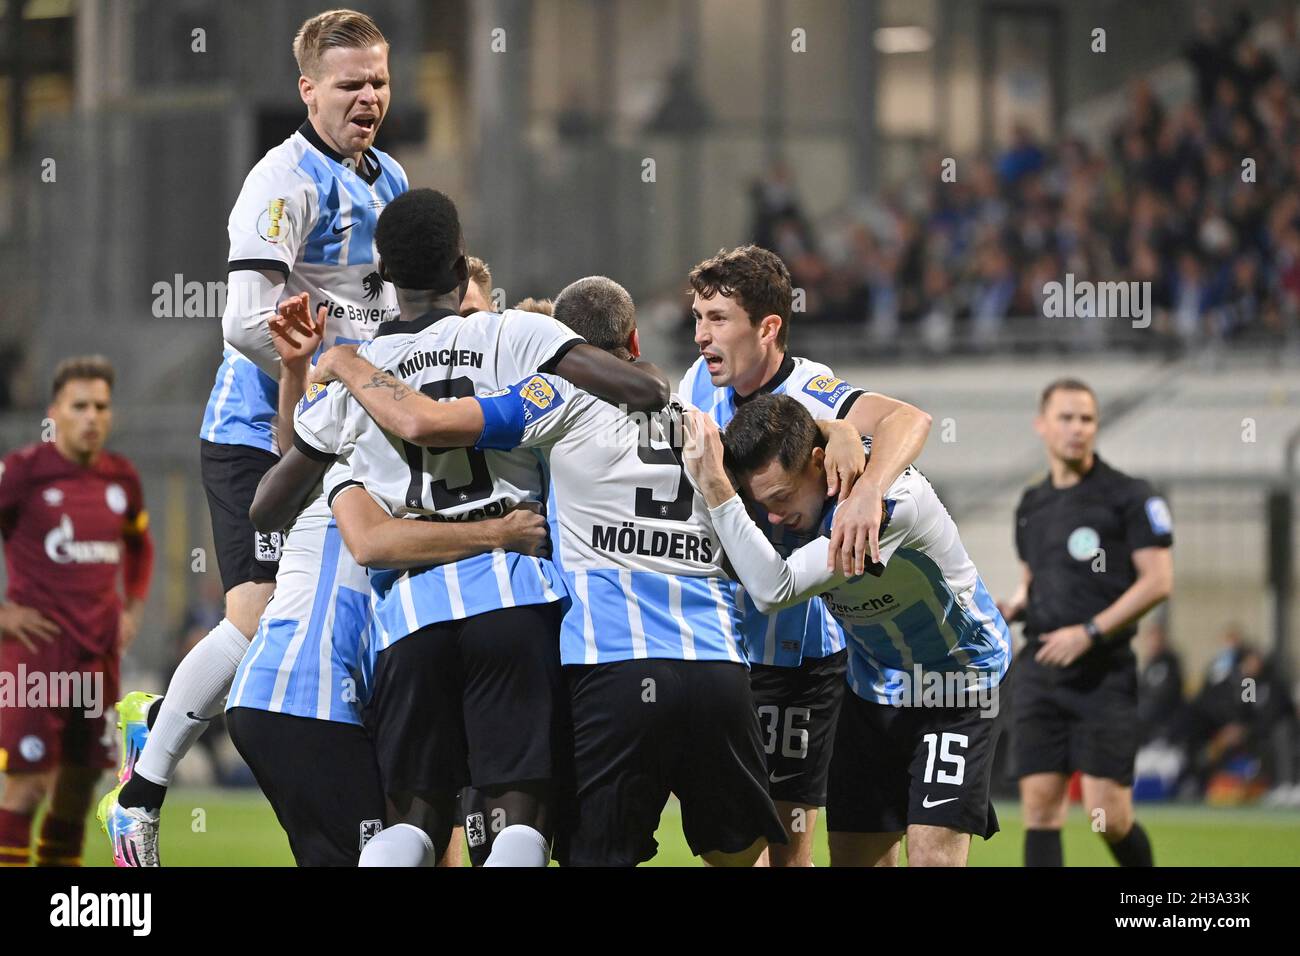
1083, 618, 1104, 647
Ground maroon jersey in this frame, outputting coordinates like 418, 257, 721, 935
0, 441, 149, 655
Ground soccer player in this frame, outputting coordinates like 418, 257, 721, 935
108, 9, 408, 840
679, 245, 932, 865
316, 277, 871, 865
260, 188, 669, 866
998, 378, 1173, 867
683, 396, 1011, 867
0, 356, 153, 866
460, 256, 494, 315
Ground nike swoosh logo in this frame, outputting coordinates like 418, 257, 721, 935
921, 795, 959, 808
332, 222, 356, 235
186, 711, 220, 723
769, 772, 802, 784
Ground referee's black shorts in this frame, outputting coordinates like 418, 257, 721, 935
749, 649, 848, 806
364, 602, 568, 797
227, 706, 387, 867
1011, 650, 1139, 785
557, 658, 786, 867
199, 439, 281, 592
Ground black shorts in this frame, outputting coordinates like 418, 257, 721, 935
227, 707, 386, 867
749, 649, 848, 805
1012, 651, 1139, 785
364, 602, 567, 797
827, 686, 1003, 839
558, 659, 786, 867
199, 439, 282, 592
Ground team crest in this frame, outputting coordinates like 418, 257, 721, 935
359, 819, 384, 850
105, 483, 128, 515
255, 530, 283, 563
520, 376, 564, 424
43, 487, 64, 506
803, 374, 852, 408
465, 812, 487, 848
1067, 526, 1100, 561
19, 735, 45, 764
256, 198, 287, 244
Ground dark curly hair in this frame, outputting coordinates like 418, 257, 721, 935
688, 244, 793, 350
722, 393, 825, 479
375, 188, 463, 293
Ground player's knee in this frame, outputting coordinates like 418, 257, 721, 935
702, 837, 766, 868
224, 581, 275, 637
905, 827, 970, 867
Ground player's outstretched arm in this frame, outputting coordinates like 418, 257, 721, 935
331, 487, 549, 569
222, 269, 291, 380
249, 445, 331, 532
551, 345, 670, 413
311, 347, 485, 447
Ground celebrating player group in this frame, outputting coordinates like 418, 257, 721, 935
0, 8, 1173, 869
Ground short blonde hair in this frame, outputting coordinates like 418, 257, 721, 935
512, 297, 554, 316
293, 9, 388, 79
466, 256, 493, 295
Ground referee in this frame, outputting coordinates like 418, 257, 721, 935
999, 378, 1173, 867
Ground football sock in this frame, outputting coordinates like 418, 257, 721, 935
35, 815, 84, 867
0, 809, 33, 867
123, 618, 249, 807
483, 824, 549, 867
1106, 820, 1154, 867
1024, 828, 1063, 867
358, 824, 434, 867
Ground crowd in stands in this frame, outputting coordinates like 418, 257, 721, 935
751, 6, 1300, 354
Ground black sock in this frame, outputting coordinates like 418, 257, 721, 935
146, 696, 164, 730
1107, 821, 1154, 867
119, 775, 167, 813
1024, 828, 1063, 866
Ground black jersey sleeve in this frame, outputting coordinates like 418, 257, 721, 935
1121, 478, 1173, 551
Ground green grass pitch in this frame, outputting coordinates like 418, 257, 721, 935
80, 788, 1300, 866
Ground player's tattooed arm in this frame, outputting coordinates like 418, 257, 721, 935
332, 490, 549, 568
551, 345, 670, 412
250, 446, 331, 532
312, 347, 485, 447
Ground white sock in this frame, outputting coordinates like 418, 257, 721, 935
358, 824, 434, 867
483, 824, 549, 867
134, 618, 249, 787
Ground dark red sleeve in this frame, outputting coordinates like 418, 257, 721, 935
119, 460, 153, 601
0, 449, 30, 535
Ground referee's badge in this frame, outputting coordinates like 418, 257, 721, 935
1067, 526, 1100, 561
1145, 496, 1172, 535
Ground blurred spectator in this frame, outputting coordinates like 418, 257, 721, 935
1137, 622, 1185, 745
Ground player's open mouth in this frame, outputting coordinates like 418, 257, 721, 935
350, 116, 377, 133
702, 352, 722, 371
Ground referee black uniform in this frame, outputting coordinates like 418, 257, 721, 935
1012, 452, 1173, 787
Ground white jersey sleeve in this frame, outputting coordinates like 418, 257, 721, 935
492, 309, 584, 380
292, 380, 357, 460
227, 158, 317, 277
708, 470, 918, 615
783, 357, 868, 421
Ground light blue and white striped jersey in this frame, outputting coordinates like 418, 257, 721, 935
227, 464, 373, 723
477, 376, 744, 665
709, 465, 1012, 705
679, 353, 864, 667
295, 308, 581, 651
202, 121, 409, 452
